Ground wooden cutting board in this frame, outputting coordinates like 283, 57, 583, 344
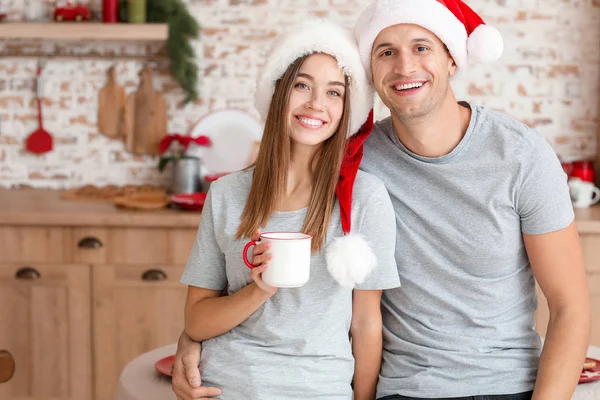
98, 66, 129, 139
125, 66, 167, 155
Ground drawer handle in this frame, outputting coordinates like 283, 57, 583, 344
15, 267, 41, 280
0, 350, 15, 383
142, 269, 167, 281
77, 237, 104, 249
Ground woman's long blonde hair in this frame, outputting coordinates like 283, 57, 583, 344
235, 54, 352, 252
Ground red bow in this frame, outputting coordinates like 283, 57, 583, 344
159, 134, 212, 154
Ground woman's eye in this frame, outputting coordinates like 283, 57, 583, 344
295, 82, 309, 90
328, 90, 341, 97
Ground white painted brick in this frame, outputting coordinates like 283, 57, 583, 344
1, 0, 600, 188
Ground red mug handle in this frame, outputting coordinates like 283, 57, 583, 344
243, 241, 257, 269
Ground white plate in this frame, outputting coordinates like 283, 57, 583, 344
185, 109, 263, 175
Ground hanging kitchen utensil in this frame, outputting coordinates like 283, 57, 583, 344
25, 64, 53, 154
98, 65, 129, 139
125, 65, 167, 155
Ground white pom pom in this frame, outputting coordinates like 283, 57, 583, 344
467, 24, 504, 64
326, 234, 377, 288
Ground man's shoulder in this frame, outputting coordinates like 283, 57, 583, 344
474, 105, 542, 147
364, 116, 394, 146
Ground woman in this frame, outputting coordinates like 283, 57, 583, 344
180, 19, 400, 399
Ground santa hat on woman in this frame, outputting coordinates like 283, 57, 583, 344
254, 19, 378, 288
354, 0, 504, 79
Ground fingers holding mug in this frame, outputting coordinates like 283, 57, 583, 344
250, 264, 278, 297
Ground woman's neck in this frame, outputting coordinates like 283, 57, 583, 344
276, 143, 318, 211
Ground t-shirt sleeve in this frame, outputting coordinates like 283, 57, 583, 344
354, 181, 401, 290
517, 134, 574, 235
180, 188, 227, 290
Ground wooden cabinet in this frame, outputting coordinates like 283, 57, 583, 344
0, 263, 91, 400
93, 264, 187, 400
535, 232, 600, 345
0, 200, 198, 400
71, 227, 195, 400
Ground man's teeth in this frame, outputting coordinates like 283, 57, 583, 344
395, 82, 424, 90
298, 117, 324, 127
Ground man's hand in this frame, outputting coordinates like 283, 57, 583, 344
172, 331, 221, 400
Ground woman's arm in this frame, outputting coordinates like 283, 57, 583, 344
185, 263, 277, 342
351, 289, 383, 400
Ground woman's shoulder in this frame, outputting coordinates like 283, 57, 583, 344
352, 170, 388, 200
207, 168, 253, 198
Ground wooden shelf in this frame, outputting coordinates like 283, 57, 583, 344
0, 22, 168, 41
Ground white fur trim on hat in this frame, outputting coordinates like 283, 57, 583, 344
355, 0, 470, 80
467, 24, 503, 64
254, 19, 374, 136
326, 233, 377, 288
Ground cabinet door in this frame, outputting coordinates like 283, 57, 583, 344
93, 264, 187, 400
0, 264, 92, 400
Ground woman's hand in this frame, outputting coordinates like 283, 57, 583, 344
250, 264, 278, 297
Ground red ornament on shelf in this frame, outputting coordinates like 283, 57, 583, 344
103, 0, 119, 23
53, 1, 91, 22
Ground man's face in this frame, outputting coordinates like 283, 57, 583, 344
371, 24, 456, 122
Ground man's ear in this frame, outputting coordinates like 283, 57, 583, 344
448, 56, 457, 77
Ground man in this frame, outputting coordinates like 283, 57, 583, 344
173, 0, 591, 399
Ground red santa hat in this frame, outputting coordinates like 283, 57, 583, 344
254, 19, 378, 288
354, 0, 504, 80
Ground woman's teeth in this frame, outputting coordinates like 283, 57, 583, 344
298, 117, 324, 127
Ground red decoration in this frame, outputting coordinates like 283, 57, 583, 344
159, 134, 212, 154
54, 2, 91, 22
102, 0, 119, 23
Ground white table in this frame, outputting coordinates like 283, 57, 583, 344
114, 343, 600, 400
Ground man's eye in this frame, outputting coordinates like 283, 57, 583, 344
416, 46, 428, 52
381, 50, 394, 57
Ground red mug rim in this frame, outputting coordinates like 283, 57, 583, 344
260, 232, 312, 241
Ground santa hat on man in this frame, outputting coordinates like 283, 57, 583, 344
354, 0, 504, 79
254, 19, 378, 288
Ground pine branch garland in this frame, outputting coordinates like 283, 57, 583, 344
121, 0, 200, 105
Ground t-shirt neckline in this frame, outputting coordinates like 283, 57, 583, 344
390, 102, 478, 164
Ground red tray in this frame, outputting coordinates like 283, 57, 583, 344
579, 357, 600, 384
155, 355, 175, 377
171, 192, 207, 211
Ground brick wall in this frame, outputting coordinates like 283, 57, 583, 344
1, 0, 599, 189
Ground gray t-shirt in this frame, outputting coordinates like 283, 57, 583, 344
361, 104, 574, 398
181, 168, 400, 399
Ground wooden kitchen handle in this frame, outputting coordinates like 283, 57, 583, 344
15, 267, 41, 280
141, 269, 167, 281
0, 350, 15, 383
77, 237, 104, 249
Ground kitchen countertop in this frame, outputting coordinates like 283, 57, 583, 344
1, 188, 600, 232
0, 188, 201, 228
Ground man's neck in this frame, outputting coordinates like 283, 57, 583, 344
391, 96, 471, 158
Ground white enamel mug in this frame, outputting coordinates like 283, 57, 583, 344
242, 232, 312, 288
569, 178, 600, 208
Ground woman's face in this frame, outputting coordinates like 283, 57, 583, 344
287, 53, 346, 148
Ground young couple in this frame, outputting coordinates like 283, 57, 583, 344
175, 0, 591, 399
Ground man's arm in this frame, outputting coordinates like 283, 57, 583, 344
351, 289, 383, 400
172, 331, 222, 400
524, 222, 591, 400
